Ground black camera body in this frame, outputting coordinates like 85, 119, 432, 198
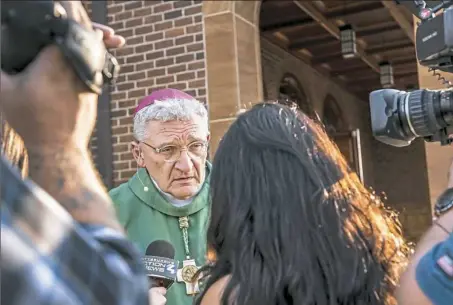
1, 1, 120, 94
415, 3, 453, 73
370, 1, 453, 147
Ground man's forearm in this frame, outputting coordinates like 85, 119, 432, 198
416, 210, 453, 260
396, 209, 453, 305
26, 145, 123, 231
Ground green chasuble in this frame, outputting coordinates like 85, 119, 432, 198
109, 164, 211, 305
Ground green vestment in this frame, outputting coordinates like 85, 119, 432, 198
109, 164, 211, 305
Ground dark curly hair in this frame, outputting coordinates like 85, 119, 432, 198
196, 102, 409, 305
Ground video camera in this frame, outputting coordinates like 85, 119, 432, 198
369, 0, 453, 147
1, 1, 120, 95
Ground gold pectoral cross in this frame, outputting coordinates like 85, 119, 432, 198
176, 259, 201, 295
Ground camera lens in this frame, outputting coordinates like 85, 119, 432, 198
399, 89, 453, 139
369, 88, 453, 147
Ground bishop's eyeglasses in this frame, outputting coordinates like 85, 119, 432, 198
141, 141, 208, 162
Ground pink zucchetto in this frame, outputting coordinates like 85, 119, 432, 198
134, 88, 198, 116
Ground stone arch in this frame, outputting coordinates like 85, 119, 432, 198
202, 1, 264, 155
322, 94, 347, 134
278, 73, 317, 119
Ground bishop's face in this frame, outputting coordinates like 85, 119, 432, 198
133, 115, 210, 200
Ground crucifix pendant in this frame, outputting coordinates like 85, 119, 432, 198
176, 259, 201, 295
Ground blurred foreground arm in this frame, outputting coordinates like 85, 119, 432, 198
0, 1, 123, 230
1, 155, 148, 304
0, 1, 148, 304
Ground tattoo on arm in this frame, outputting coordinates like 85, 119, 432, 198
26, 147, 122, 231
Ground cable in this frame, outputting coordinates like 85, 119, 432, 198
428, 68, 453, 89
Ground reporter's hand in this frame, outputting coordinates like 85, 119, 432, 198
149, 287, 167, 305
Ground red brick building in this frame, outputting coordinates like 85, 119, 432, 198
83, 0, 452, 240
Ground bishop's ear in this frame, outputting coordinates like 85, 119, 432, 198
131, 141, 145, 168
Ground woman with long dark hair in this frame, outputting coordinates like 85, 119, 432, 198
196, 102, 409, 305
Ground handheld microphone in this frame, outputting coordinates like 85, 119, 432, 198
143, 240, 178, 289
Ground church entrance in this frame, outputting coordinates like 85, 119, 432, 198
276, 74, 364, 183
202, 0, 432, 238
323, 95, 364, 183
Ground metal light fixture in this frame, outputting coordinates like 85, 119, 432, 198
340, 24, 357, 59
379, 61, 394, 88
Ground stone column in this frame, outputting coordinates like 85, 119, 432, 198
203, 1, 264, 157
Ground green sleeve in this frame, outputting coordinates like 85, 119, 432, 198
109, 185, 131, 229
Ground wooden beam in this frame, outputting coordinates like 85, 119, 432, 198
348, 77, 419, 91
333, 59, 417, 75
367, 41, 414, 55
308, 40, 341, 52
289, 22, 399, 50
347, 71, 418, 83
381, 0, 415, 43
263, 2, 383, 34
293, 0, 381, 73
376, 46, 415, 58
357, 23, 400, 38
326, 2, 383, 18
311, 53, 342, 65
261, 17, 315, 33
331, 64, 369, 74
290, 36, 336, 50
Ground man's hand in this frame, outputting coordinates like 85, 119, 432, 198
0, 45, 97, 150
149, 287, 167, 305
93, 22, 126, 48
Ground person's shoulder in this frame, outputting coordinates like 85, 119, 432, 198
109, 181, 129, 197
109, 181, 134, 204
416, 234, 453, 305
108, 181, 136, 227
200, 276, 231, 305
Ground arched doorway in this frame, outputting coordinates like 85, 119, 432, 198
322, 94, 347, 135
278, 74, 317, 120
322, 95, 364, 182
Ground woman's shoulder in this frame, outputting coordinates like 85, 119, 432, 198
200, 275, 231, 305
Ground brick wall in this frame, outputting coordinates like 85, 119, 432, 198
98, 0, 207, 186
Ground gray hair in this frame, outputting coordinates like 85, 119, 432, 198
133, 98, 209, 141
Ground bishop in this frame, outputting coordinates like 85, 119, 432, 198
109, 89, 211, 305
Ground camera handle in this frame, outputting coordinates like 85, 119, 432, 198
425, 128, 453, 145
1, 1, 119, 95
